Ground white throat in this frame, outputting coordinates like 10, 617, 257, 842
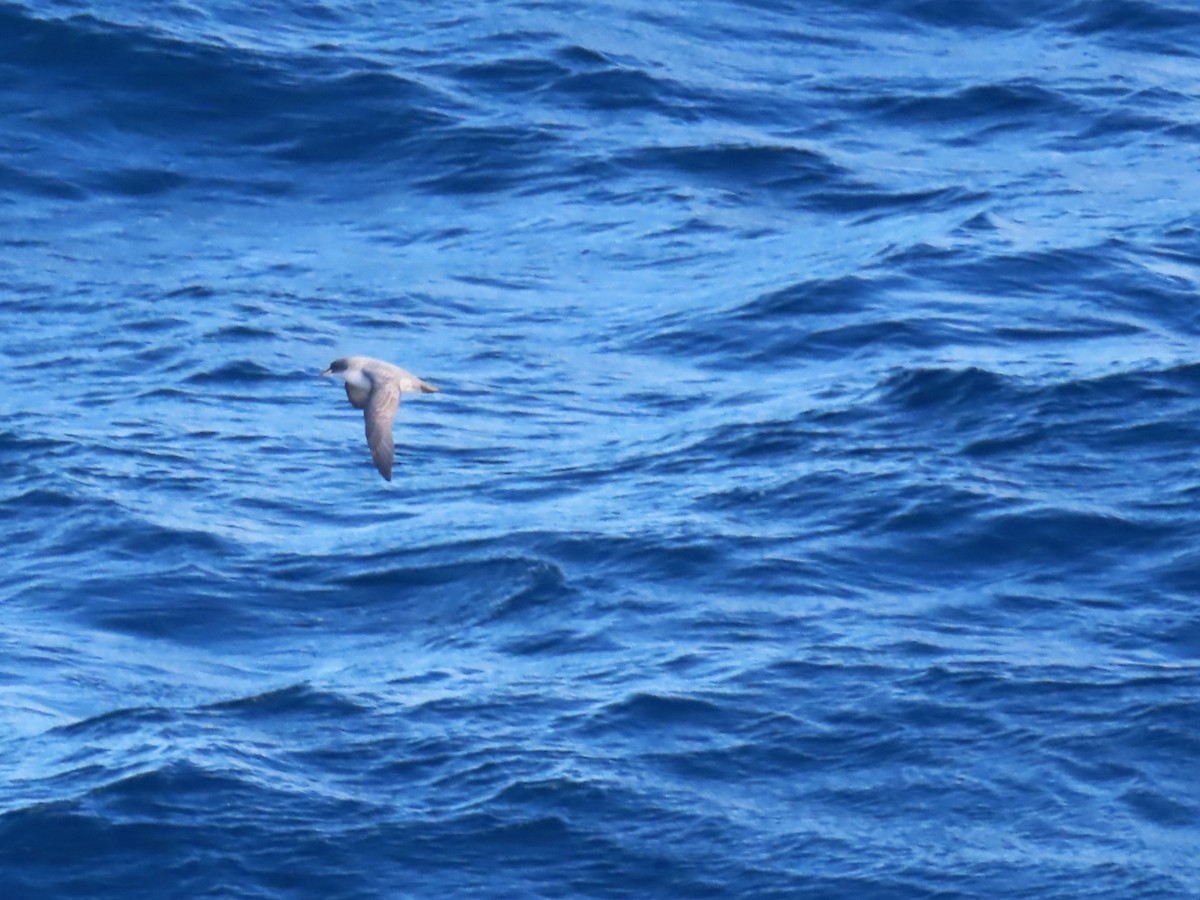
344, 368, 371, 390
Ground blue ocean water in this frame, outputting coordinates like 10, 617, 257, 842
2, 0, 1199, 895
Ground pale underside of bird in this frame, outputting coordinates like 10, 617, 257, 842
320, 355, 438, 481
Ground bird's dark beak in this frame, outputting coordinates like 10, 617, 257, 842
320, 368, 332, 377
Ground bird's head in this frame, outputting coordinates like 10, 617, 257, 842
320, 358, 350, 379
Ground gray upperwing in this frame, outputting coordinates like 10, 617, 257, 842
363, 381, 401, 481
345, 382, 370, 409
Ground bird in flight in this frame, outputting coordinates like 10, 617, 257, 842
321, 355, 438, 481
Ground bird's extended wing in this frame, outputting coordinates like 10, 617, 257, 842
363, 381, 401, 481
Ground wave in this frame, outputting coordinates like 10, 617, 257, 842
3, 1, 1199, 896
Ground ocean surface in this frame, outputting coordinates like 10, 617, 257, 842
2, 0, 1199, 896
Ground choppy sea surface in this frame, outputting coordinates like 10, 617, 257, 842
3, 0, 1200, 896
